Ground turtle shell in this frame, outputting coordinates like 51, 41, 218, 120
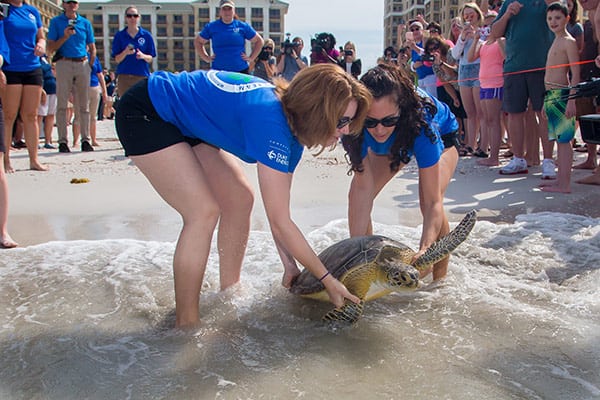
289, 235, 414, 295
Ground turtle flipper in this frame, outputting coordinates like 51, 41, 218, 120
322, 300, 365, 323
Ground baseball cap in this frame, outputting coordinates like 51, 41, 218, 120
219, 0, 235, 8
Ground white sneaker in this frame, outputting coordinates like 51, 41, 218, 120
541, 158, 557, 180
500, 157, 528, 175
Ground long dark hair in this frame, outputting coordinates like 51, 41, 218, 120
342, 63, 437, 174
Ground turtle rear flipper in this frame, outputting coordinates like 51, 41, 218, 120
322, 300, 365, 324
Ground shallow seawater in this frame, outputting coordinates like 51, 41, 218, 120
1, 212, 599, 400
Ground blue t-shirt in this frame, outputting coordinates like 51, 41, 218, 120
40, 58, 56, 94
412, 41, 434, 80
0, 21, 10, 66
148, 70, 303, 173
111, 27, 156, 76
199, 19, 257, 72
89, 53, 102, 87
360, 88, 458, 169
47, 14, 94, 58
2, 3, 42, 72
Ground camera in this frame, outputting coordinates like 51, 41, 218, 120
258, 48, 271, 61
344, 50, 353, 56
282, 33, 299, 55
0, 3, 9, 19
311, 33, 329, 53
68, 19, 77, 29
422, 53, 435, 62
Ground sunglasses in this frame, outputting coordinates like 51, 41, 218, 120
429, 28, 440, 34
364, 115, 401, 129
126, 14, 139, 18
410, 27, 421, 32
65, 1, 78, 4
264, 47, 273, 50
337, 116, 354, 130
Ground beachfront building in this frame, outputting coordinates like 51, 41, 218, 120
384, 0, 461, 49
76, 0, 289, 72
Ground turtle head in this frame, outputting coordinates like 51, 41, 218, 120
384, 264, 420, 290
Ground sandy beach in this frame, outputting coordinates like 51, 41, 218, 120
5, 119, 599, 247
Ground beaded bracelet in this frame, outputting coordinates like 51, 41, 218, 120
318, 271, 330, 282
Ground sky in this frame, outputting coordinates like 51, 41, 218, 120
283, 0, 384, 71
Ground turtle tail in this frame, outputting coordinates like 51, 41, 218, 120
413, 210, 477, 271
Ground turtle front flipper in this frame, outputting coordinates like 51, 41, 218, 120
322, 300, 365, 324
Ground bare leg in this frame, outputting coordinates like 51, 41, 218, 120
1, 85, 23, 173
573, 143, 597, 169
131, 143, 221, 328
21, 85, 47, 171
192, 144, 253, 290
460, 86, 480, 150
524, 107, 541, 166
540, 142, 572, 193
44, 114, 55, 145
477, 98, 502, 166
0, 153, 17, 248
507, 111, 526, 159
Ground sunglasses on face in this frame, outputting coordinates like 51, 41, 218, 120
126, 14, 139, 18
264, 47, 273, 50
427, 46, 439, 52
410, 27, 421, 32
337, 116, 354, 130
429, 29, 440, 34
364, 115, 401, 129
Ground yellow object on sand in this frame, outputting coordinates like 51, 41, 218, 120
70, 178, 90, 184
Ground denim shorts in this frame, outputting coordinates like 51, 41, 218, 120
458, 63, 480, 87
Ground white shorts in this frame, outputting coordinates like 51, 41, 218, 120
38, 93, 57, 116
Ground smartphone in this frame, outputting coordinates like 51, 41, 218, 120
405, 31, 414, 41
127, 43, 135, 50
68, 19, 77, 29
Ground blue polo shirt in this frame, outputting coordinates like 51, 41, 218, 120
90, 53, 102, 87
111, 27, 156, 76
199, 19, 257, 72
148, 70, 304, 173
47, 14, 94, 58
2, 3, 42, 72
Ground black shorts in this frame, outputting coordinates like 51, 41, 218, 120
114, 79, 203, 156
4, 68, 43, 86
441, 130, 460, 150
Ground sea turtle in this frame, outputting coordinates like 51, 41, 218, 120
289, 210, 477, 323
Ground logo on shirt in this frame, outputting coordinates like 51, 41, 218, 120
266, 140, 290, 167
207, 70, 274, 93
137, 37, 146, 46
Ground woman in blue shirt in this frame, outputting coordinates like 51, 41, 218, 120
194, 0, 264, 73
342, 64, 460, 281
115, 64, 372, 328
111, 6, 156, 97
1, 0, 47, 173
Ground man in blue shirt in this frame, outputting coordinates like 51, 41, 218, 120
47, 0, 96, 153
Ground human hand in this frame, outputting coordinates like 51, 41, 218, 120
0, 70, 6, 92
34, 41, 45, 57
135, 49, 145, 60
566, 99, 576, 119
595, 55, 600, 69
322, 274, 360, 308
506, 1, 523, 16
63, 26, 76, 38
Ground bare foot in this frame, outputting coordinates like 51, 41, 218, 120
4, 163, 14, 173
539, 184, 571, 193
30, 161, 49, 172
477, 158, 499, 166
92, 142, 100, 146
573, 160, 597, 170
576, 172, 600, 185
1, 234, 18, 249
282, 266, 301, 288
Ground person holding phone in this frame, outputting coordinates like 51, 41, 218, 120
47, 0, 96, 154
337, 41, 362, 79
112, 6, 156, 98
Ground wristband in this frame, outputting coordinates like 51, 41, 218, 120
318, 271, 330, 282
